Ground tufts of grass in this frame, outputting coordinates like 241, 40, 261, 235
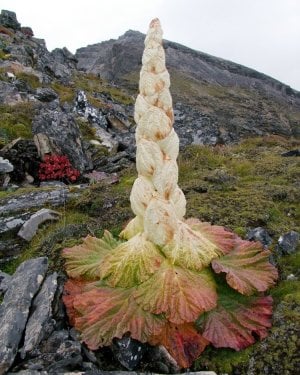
0, 102, 34, 145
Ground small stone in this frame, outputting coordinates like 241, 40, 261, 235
286, 274, 297, 281
18, 208, 61, 241
277, 231, 299, 255
0, 157, 13, 174
111, 336, 146, 370
246, 227, 273, 247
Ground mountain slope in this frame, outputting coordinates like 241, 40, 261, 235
76, 30, 300, 143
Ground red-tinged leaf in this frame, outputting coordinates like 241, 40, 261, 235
99, 233, 164, 288
149, 322, 209, 368
63, 278, 92, 325
62, 231, 121, 280
198, 283, 273, 351
212, 240, 278, 295
186, 218, 236, 255
134, 260, 217, 324
72, 287, 165, 349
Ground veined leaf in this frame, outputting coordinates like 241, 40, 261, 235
149, 322, 209, 368
120, 216, 144, 240
162, 221, 224, 271
62, 231, 121, 279
99, 233, 164, 287
134, 260, 217, 324
72, 287, 165, 349
186, 218, 236, 255
63, 278, 92, 325
212, 240, 278, 295
198, 283, 273, 350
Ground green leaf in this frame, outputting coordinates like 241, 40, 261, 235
99, 233, 164, 287
162, 220, 233, 271
62, 231, 121, 280
149, 322, 209, 368
197, 283, 273, 350
212, 240, 278, 295
134, 260, 217, 324
72, 286, 165, 349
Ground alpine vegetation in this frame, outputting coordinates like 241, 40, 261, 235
62, 19, 278, 368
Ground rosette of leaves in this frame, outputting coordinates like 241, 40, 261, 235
39, 154, 80, 182
62, 19, 278, 368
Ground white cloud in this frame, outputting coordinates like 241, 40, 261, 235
1, 0, 300, 90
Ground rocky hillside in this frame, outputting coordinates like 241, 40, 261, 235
0, 10, 299, 375
76, 30, 300, 143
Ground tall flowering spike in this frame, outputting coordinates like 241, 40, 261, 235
127, 18, 185, 246
125, 19, 232, 268
63, 18, 277, 369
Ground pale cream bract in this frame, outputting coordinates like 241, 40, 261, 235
122, 18, 222, 266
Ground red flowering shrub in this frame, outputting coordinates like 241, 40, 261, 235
38, 154, 80, 182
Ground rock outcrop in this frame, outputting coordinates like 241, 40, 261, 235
76, 30, 300, 141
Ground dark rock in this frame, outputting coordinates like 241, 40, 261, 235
34, 329, 82, 373
21, 273, 58, 358
18, 208, 61, 241
34, 87, 58, 102
142, 345, 179, 373
281, 149, 300, 157
0, 140, 40, 184
0, 271, 11, 294
0, 10, 21, 30
0, 156, 14, 174
246, 227, 273, 247
277, 231, 299, 255
0, 257, 48, 375
111, 337, 146, 370
0, 239, 23, 264
32, 107, 93, 172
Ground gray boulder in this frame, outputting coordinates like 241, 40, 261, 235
34, 87, 58, 102
0, 10, 21, 30
32, 106, 93, 172
0, 257, 48, 375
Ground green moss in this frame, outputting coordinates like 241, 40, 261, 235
76, 117, 97, 140
15, 72, 40, 89
0, 102, 34, 145
51, 81, 74, 103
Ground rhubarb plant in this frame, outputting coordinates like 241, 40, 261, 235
62, 19, 278, 368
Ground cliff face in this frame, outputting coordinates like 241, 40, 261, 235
76, 30, 300, 143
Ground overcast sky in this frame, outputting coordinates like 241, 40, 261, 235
1, 0, 300, 90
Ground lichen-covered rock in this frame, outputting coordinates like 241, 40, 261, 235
0, 257, 48, 375
21, 273, 58, 357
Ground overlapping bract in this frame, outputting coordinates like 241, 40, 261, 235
62, 18, 277, 369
